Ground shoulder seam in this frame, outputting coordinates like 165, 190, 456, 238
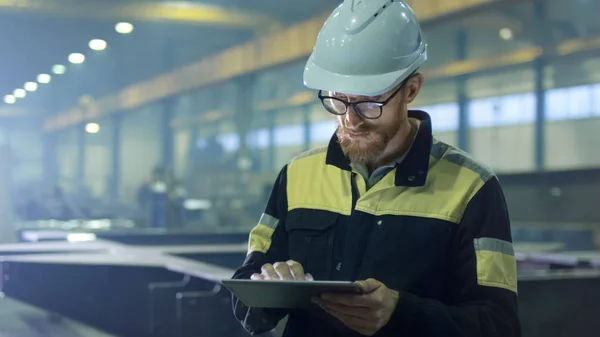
288, 146, 328, 164
433, 139, 495, 183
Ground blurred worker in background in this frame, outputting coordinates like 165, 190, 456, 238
232, 1, 520, 336
167, 178, 188, 228
137, 166, 170, 228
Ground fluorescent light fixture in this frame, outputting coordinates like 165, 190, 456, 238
24, 82, 38, 92
68, 53, 85, 64
52, 64, 67, 75
85, 122, 100, 134
115, 22, 134, 34
3, 95, 16, 104
13, 88, 26, 98
37, 73, 52, 84
89, 39, 107, 51
499, 27, 514, 40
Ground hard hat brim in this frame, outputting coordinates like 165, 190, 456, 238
303, 53, 422, 97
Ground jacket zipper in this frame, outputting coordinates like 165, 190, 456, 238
338, 172, 360, 274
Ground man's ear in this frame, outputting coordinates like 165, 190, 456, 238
404, 73, 424, 104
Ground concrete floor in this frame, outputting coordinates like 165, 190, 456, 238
0, 297, 114, 337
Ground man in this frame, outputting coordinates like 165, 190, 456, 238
231, 1, 520, 336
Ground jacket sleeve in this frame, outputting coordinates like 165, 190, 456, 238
377, 176, 521, 337
231, 166, 290, 335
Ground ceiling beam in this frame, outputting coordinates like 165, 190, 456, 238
0, 0, 280, 31
0, 107, 43, 117
43, 0, 534, 132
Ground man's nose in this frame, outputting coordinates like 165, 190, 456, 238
344, 106, 363, 127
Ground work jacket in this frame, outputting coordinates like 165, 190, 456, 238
232, 110, 521, 337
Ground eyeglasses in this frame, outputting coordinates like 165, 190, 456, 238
317, 79, 407, 120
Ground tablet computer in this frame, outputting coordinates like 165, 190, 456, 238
222, 279, 363, 309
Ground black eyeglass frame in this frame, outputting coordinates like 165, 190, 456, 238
317, 74, 414, 120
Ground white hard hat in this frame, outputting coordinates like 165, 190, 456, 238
303, 0, 427, 96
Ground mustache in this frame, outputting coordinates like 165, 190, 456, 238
338, 124, 373, 134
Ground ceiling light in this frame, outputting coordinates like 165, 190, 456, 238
89, 39, 107, 51
37, 74, 52, 84
4, 95, 16, 104
13, 89, 26, 98
68, 53, 85, 64
115, 22, 134, 34
24, 82, 38, 92
85, 122, 100, 134
499, 27, 513, 41
52, 64, 67, 75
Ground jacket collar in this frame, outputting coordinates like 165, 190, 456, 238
325, 110, 433, 187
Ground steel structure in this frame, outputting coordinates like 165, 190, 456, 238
44, 0, 531, 131
0, 0, 279, 30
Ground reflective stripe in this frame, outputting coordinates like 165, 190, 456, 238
247, 213, 280, 254
247, 224, 275, 254
474, 238, 515, 256
431, 139, 495, 183
258, 213, 279, 229
474, 238, 517, 293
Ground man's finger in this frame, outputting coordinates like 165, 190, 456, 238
321, 293, 371, 308
317, 302, 373, 332
355, 278, 383, 294
286, 260, 306, 280
273, 262, 294, 280
261, 263, 279, 280
314, 298, 370, 320
304, 273, 314, 281
250, 273, 265, 280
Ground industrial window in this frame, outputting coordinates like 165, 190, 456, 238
468, 93, 535, 127
423, 103, 459, 132
499, 93, 535, 125
247, 128, 270, 149
196, 138, 207, 149
468, 97, 498, 128
274, 124, 304, 147
593, 84, 600, 116
545, 88, 567, 120
310, 120, 337, 144
546, 86, 593, 120
216, 133, 240, 152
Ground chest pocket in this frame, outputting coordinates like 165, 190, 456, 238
286, 211, 338, 281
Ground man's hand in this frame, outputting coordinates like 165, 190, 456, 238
313, 278, 399, 336
250, 260, 313, 281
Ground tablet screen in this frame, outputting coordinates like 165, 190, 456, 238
223, 279, 362, 309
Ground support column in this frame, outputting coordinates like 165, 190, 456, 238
110, 114, 122, 200
234, 75, 255, 172
161, 98, 175, 170
534, 58, 546, 172
267, 110, 276, 172
187, 124, 198, 193
76, 126, 85, 192
44, 133, 58, 184
302, 105, 311, 152
533, 1, 547, 172
161, 37, 176, 171
0, 133, 14, 243
456, 29, 469, 151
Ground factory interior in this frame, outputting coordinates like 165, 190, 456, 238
0, 0, 599, 336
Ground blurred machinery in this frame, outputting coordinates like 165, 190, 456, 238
0, 235, 599, 337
